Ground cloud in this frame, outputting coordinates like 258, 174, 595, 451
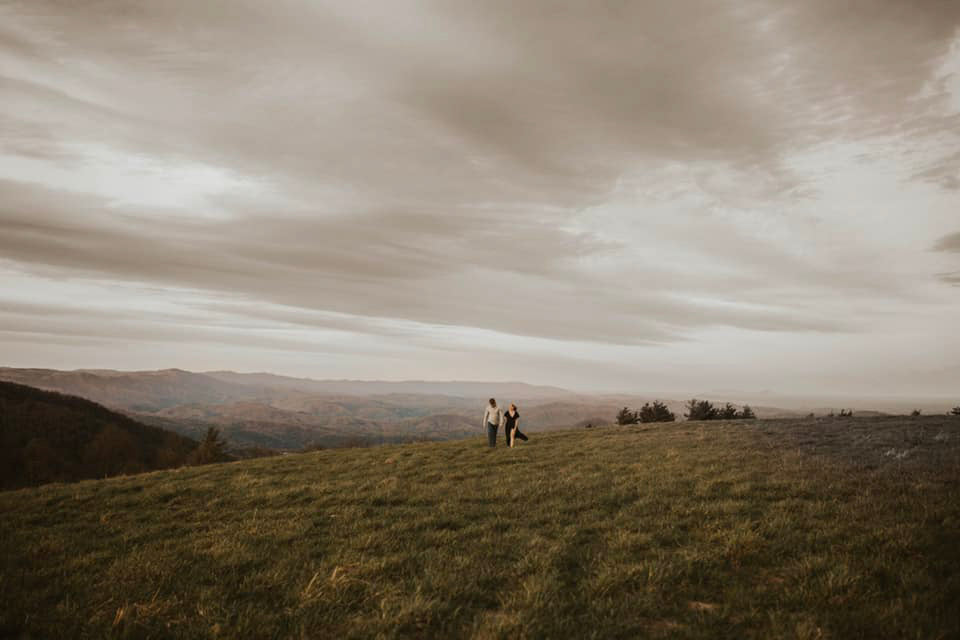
0, 295, 386, 356
1, 173, 866, 344
912, 147, 960, 190
3, 0, 958, 208
933, 232, 960, 253
1, 0, 959, 391
938, 271, 960, 286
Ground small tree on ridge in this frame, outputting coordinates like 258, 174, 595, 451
718, 403, 739, 420
639, 400, 676, 423
684, 399, 718, 421
190, 427, 229, 465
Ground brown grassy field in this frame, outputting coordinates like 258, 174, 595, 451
2, 415, 959, 638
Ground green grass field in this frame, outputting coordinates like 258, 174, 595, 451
2, 416, 959, 639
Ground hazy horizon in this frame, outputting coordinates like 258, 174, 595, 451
2, 1, 959, 396
3, 366, 958, 412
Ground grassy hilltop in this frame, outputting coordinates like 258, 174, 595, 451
2, 416, 959, 639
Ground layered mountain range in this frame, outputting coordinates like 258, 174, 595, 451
0, 368, 621, 449
4, 367, 926, 451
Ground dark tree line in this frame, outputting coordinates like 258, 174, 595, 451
0, 381, 228, 490
617, 399, 756, 424
683, 399, 756, 421
616, 400, 675, 425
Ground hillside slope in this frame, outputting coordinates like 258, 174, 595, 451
0, 381, 198, 490
2, 415, 958, 638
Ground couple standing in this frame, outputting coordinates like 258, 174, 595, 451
483, 398, 527, 448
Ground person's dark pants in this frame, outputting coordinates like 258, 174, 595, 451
487, 422, 498, 447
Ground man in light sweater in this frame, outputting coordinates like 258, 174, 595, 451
482, 398, 502, 448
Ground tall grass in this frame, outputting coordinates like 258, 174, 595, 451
2, 415, 958, 638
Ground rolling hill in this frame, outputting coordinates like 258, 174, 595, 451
0, 381, 198, 490
1, 415, 957, 637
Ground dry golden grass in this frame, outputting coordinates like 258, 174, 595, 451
2, 415, 959, 638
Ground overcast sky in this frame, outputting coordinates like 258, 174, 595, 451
1, 0, 959, 395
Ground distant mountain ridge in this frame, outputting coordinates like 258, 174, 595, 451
0, 368, 573, 410
203, 371, 573, 399
0, 367, 259, 411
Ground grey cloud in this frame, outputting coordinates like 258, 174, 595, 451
0, 299, 120, 319
933, 232, 960, 253
912, 147, 960, 191
0, 305, 377, 356
4, 0, 958, 212
193, 302, 427, 340
0, 176, 856, 343
396, 0, 960, 194
1, 0, 958, 355
938, 272, 960, 286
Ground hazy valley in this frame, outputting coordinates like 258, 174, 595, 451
4, 367, 955, 455
0, 367, 653, 451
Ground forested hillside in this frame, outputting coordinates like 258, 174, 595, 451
0, 381, 198, 490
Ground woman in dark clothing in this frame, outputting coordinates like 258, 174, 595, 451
503, 403, 528, 447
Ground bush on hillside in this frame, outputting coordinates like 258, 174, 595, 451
189, 427, 230, 465
718, 403, 739, 419
684, 399, 719, 421
616, 407, 640, 425
575, 418, 606, 429
638, 401, 675, 423
951, 406, 960, 416
683, 399, 756, 421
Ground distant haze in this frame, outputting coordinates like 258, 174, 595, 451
1, 1, 959, 396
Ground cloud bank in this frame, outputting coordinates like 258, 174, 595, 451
1, 0, 959, 393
